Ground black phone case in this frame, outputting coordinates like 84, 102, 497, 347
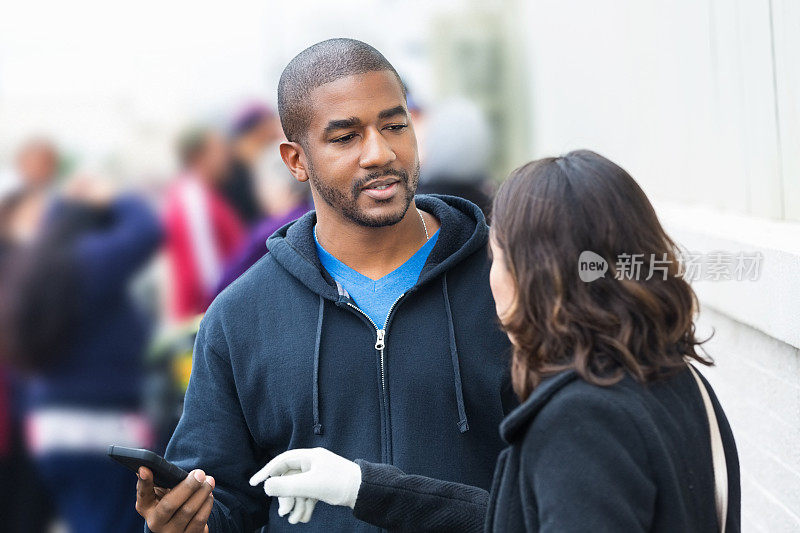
108, 445, 190, 489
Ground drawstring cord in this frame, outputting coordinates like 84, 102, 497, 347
312, 295, 324, 435
442, 274, 470, 433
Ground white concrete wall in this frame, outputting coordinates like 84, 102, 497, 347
518, 1, 800, 530
517, 0, 799, 222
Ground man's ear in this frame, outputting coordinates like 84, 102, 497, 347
279, 141, 310, 183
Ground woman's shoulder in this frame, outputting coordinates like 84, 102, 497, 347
535, 373, 644, 426
509, 370, 663, 453
520, 368, 703, 456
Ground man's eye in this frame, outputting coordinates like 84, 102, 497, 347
386, 124, 408, 131
331, 133, 356, 144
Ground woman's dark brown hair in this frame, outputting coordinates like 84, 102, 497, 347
491, 150, 710, 401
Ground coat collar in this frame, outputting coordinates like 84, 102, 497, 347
499, 370, 579, 444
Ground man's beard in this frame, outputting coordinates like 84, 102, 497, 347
307, 159, 420, 228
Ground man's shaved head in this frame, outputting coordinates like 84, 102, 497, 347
277, 38, 406, 145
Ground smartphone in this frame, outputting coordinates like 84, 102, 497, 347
108, 445, 190, 489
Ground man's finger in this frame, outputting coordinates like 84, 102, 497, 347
249, 449, 311, 486
151, 469, 208, 525
185, 493, 214, 533
135, 467, 157, 514
165, 475, 214, 530
264, 471, 315, 498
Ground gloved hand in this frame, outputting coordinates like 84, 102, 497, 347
249, 447, 362, 523
275, 469, 318, 524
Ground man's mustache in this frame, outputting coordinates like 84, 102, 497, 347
351, 168, 409, 196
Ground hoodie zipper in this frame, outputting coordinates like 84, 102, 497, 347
344, 293, 407, 463
345, 292, 405, 394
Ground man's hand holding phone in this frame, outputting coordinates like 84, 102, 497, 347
136, 466, 215, 533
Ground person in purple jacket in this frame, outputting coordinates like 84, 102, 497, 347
0, 178, 163, 533
214, 144, 311, 295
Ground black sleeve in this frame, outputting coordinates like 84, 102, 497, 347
352, 460, 489, 533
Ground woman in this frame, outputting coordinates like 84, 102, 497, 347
250, 150, 741, 532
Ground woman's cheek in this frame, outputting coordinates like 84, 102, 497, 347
489, 257, 515, 321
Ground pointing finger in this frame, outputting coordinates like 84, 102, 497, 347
250, 449, 313, 486
264, 471, 315, 499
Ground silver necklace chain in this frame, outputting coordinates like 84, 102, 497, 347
417, 208, 429, 240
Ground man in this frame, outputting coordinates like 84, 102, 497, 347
163, 127, 245, 321
137, 39, 513, 532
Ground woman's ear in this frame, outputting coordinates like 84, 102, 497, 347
279, 141, 310, 183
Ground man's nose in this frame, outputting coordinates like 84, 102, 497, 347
359, 128, 396, 168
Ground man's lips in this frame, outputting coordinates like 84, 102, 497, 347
361, 177, 400, 190
361, 181, 400, 200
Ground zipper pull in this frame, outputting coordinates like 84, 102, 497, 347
375, 329, 385, 350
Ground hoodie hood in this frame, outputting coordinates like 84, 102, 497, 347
266, 194, 489, 299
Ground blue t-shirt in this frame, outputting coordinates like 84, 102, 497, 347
314, 226, 440, 329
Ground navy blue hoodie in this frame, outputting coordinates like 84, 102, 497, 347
158, 195, 515, 532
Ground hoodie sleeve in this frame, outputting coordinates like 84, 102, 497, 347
145, 318, 270, 533
352, 459, 488, 533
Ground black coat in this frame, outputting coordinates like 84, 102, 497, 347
353, 366, 741, 532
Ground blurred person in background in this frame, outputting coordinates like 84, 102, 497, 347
164, 126, 245, 321
0, 176, 163, 533
0, 137, 60, 244
214, 142, 311, 294
15, 137, 59, 190
2, 210, 48, 533
0, 140, 62, 533
222, 103, 284, 226
417, 98, 494, 216
403, 82, 428, 166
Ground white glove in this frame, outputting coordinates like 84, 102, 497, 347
249, 447, 362, 522
276, 469, 318, 524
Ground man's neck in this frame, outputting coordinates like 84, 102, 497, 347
314, 201, 440, 281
